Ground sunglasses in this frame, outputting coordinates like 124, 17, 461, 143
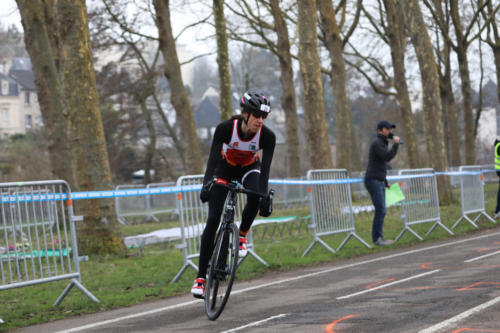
251, 111, 268, 119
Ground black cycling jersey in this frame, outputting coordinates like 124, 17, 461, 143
202, 116, 276, 194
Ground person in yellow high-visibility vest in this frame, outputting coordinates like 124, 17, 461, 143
495, 138, 500, 217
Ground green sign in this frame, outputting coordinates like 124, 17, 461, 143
386, 183, 405, 207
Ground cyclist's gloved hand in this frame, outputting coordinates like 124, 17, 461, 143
259, 191, 274, 217
200, 184, 211, 203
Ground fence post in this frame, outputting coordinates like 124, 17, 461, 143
0, 180, 98, 314
394, 169, 453, 241
452, 165, 495, 229
302, 169, 371, 257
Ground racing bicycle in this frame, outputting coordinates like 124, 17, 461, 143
204, 178, 274, 320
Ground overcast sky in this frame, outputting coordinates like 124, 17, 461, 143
0, 0, 214, 56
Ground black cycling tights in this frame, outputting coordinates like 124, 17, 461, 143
197, 171, 260, 278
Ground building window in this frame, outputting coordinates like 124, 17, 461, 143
1, 80, 8, 95
25, 91, 30, 105
2, 108, 8, 126
25, 114, 32, 128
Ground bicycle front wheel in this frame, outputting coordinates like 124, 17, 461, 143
205, 223, 239, 320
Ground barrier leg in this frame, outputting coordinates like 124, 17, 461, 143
171, 261, 198, 283
302, 237, 335, 257
351, 232, 372, 249
54, 278, 99, 306
336, 232, 372, 251
247, 248, 269, 267
481, 212, 496, 224
395, 226, 423, 242
452, 215, 478, 229
425, 221, 453, 237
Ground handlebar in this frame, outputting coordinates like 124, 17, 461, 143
208, 178, 274, 199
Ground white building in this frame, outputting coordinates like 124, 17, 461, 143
0, 58, 42, 140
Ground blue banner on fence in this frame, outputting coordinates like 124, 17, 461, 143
1, 169, 495, 203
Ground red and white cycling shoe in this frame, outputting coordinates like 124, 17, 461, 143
191, 278, 205, 299
239, 236, 248, 257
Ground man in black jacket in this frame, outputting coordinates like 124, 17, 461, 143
364, 120, 400, 246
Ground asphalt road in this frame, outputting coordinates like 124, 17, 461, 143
14, 228, 500, 333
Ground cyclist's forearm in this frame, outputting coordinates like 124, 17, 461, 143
259, 146, 275, 193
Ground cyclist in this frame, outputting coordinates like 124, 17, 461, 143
191, 90, 276, 298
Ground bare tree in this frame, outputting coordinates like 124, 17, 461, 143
97, 0, 190, 175
17, 0, 124, 254
317, 0, 362, 170
269, 0, 301, 176
425, 0, 496, 164
57, 0, 124, 253
298, 0, 333, 169
381, 0, 420, 167
405, 0, 452, 202
213, 0, 232, 121
423, 0, 461, 166
153, 0, 203, 174
16, 0, 75, 185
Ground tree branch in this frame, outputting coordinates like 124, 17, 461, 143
342, 0, 363, 47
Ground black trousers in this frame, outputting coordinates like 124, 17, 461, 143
197, 167, 261, 278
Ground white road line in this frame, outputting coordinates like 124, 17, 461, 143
465, 249, 500, 263
53, 300, 203, 333
337, 269, 441, 300
219, 313, 288, 333
418, 295, 500, 333
53, 230, 500, 333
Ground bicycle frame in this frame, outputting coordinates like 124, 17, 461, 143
204, 178, 272, 320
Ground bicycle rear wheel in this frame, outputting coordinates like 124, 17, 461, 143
205, 223, 239, 320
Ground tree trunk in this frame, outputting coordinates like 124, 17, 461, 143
269, 0, 301, 177
428, 0, 461, 166
57, 0, 124, 254
297, 0, 333, 169
406, 0, 452, 203
317, 0, 361, 171
440, 43, 462, 166
140, 100, 156, 185
450, 0, 475, 164
153, 0, 203, 174
213, 0, 232, 121
440, 77, 462, 167
16, 0, 76, 186
383, 0, 419, 168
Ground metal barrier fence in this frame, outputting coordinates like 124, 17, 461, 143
302, 169, 371, 257
146, 182, 177, 221
452, 165, 495, 229
0, 180, 98, 308
270, 177, 309, 209
171, 175, 267, 283
115, 184, 149, 224
394, 169, 453, 241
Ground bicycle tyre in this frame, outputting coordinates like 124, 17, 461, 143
205, 223, 239, 320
